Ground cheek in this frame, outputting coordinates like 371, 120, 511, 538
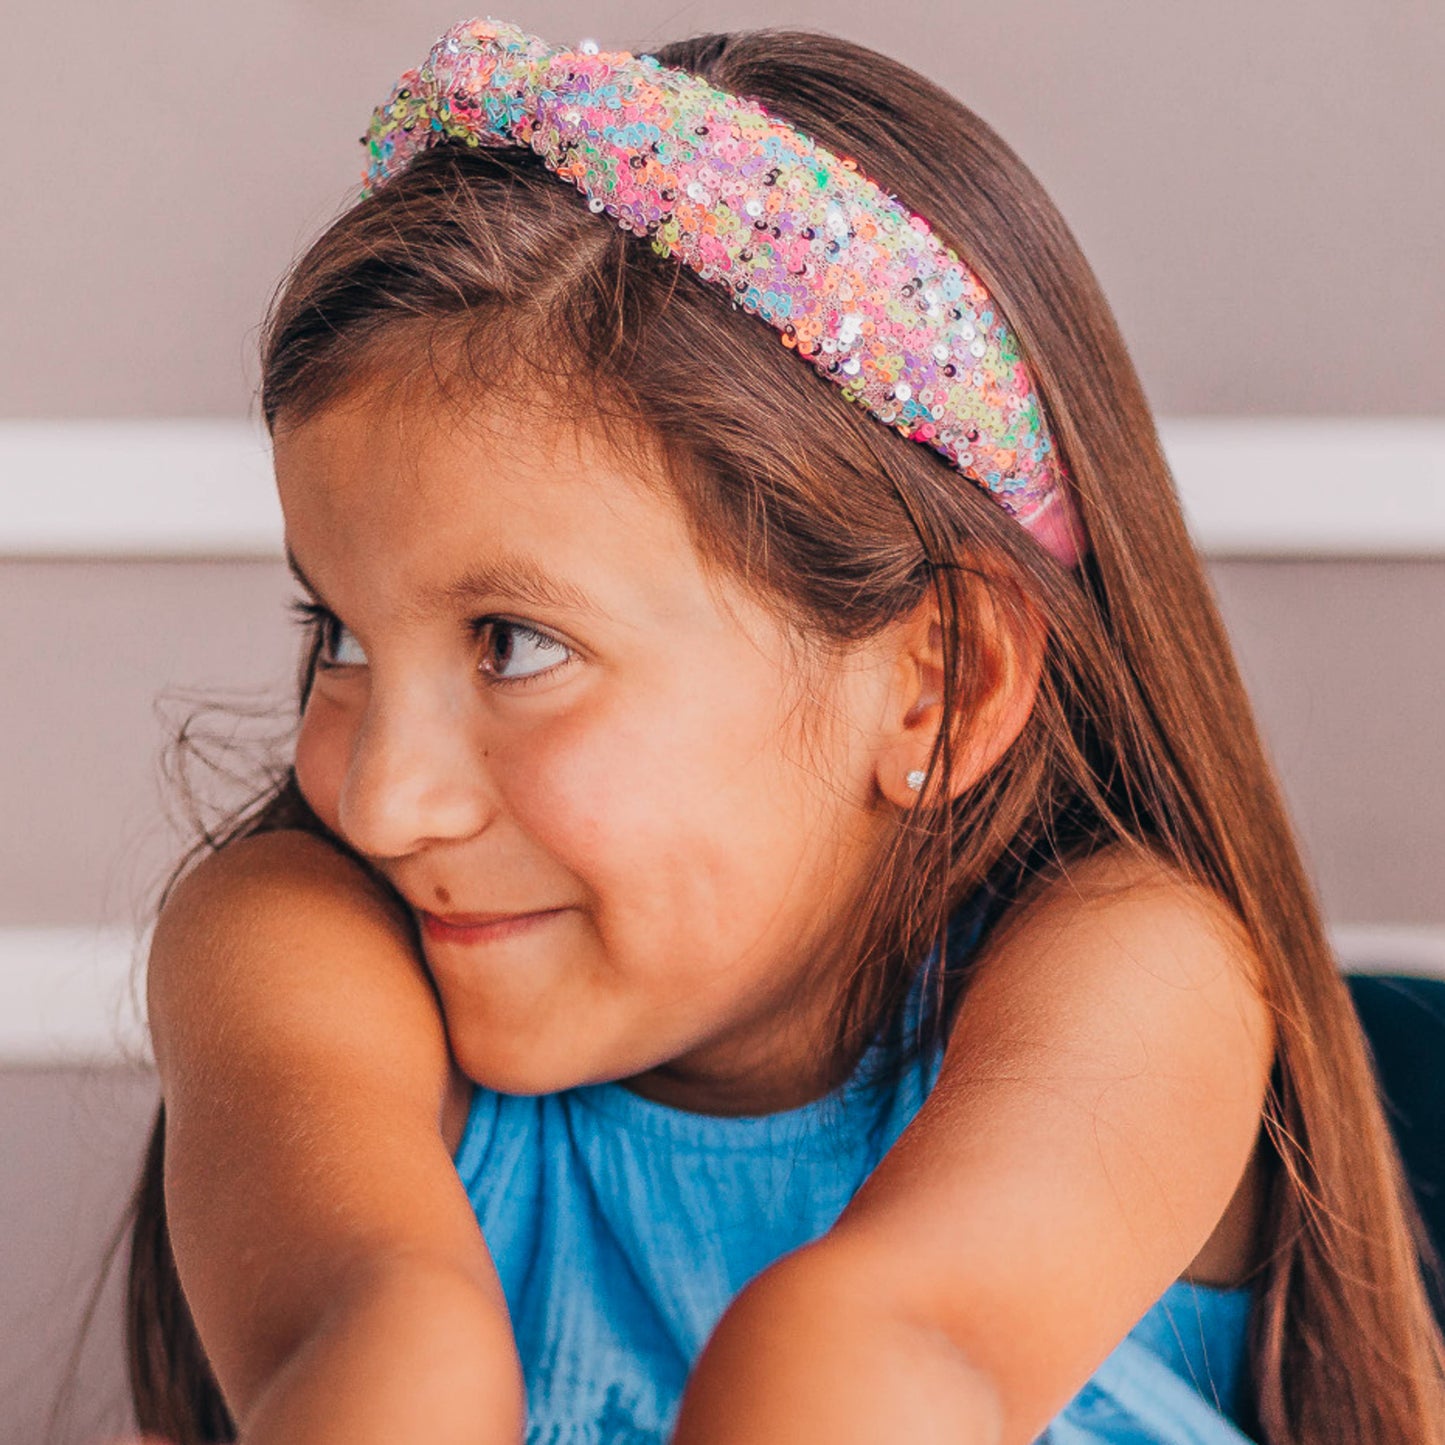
503, 708, 668, 881
293, 701, 352, 832
512, 686, 826, 951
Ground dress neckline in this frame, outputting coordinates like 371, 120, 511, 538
565, 883, 1259, 1301
567, 894, 995, 1151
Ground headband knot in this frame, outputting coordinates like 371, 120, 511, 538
364, 17, 1088, 568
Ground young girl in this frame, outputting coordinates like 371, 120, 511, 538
120, 16, 1445, 1445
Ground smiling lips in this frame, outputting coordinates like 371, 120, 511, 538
418, 907, 566, 945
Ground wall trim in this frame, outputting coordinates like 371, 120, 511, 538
3, 922, 1444, 1067
3, 419, 281, 558
2, 417, 1444, 559
0, 927, 152, 1067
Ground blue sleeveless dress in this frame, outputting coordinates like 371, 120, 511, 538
450, 899, 1258, 1444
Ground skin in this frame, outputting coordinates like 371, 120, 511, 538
276, 376, 1020, 1115
141, 372, 1275, 1445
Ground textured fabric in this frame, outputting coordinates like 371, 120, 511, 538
451, 899, 1257, 1443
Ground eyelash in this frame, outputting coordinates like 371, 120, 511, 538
285, 599, 571, 690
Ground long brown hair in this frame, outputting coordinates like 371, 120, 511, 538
116, 26, 1445, 1443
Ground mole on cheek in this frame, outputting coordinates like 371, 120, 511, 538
435, 885, 452, 907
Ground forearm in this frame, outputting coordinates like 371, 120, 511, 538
670, 1243, 1002, 1445
237, 1260, 525, 1445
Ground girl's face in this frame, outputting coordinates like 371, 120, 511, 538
274, 378, 903, 1114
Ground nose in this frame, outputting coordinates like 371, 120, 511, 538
335, 679, 496, 860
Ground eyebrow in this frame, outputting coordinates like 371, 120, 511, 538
284, 545, 608, 621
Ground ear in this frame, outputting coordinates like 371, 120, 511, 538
873, 576, 1046, 809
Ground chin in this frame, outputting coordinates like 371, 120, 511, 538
447, 1022, 611, 1098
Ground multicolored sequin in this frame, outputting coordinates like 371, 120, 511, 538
363, 16, 1086, 566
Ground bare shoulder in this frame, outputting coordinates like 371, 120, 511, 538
961, 844, 1276, 1070
157, 827, 409, 942
941, 844, 1278, 1160
149, 828, 419, 1074
148, 827, 492, 1420
148, 826, 474, 1155
825, 844, 1277, 1436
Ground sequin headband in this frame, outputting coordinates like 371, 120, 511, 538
363, 17, 1087, 567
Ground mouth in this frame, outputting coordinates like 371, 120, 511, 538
417, 907, 567, 946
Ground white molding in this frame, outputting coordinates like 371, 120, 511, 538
1163, 418, 1445, 557
0, 926, 154, 1067
1328, 926, 1445, 979
0, 419, 282, 558
1, 417, 1443, 559
1, 922, 1442, 1067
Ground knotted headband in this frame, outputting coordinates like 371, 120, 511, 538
363, 17, 1088, 567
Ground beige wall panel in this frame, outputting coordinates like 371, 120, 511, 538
0, 1066, 158, 1445
3, 1, 1441, 419
1, 557, 1441, 930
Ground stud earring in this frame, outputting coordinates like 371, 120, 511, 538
906, 769, 926, 791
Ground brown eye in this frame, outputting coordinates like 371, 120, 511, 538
476, 619, 573, 687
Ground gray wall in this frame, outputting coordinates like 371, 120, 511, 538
0, 1068, 157, 1445
4, 0, 1442, 419
3, 0, 1441, 1440
5, 557, 1443, 934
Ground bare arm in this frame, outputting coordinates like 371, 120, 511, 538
147, 828, 524, 1444
670, 1241, 1003, 1444
672, 850, 1274, 1444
